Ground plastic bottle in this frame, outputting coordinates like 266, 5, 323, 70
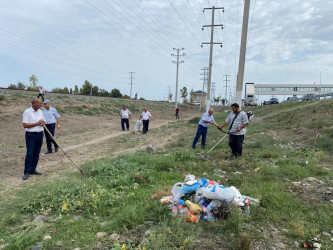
160, 196, 173, 205
172, 197, 185, 205
206, 200, 222, 213
177, 204, 186, 218
185, 214, 200, 224
202, 213, 216, 222
241, 195, 260, 206
200, 185, 235, 202
171, 205, 178, 217
185, 200, 202, 214
244, 198, 250, 215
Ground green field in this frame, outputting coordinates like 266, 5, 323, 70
0, 99, 332, 249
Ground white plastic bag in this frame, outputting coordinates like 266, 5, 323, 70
135, 120, 141, 131
199, 185, 235, 202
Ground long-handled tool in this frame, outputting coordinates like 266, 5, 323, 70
43, 125, 84, 175
208, 128, 229, 153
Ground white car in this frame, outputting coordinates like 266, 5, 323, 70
192, 102, 200, 106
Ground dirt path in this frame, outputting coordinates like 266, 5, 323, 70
0, 113, 197, 197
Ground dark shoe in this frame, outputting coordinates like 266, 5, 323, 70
31, 170, 42, 175
201, 146, 205, 149
192, 145, 196, 149
45, 151, 52, 154
55, 147, 59, 153
23, 173, 29, 180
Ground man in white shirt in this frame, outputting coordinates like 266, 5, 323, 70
192, 109, 219, 149
120, 106, 132, 131
43, 100, 61, 153
38, 86, 45, 102
22, 98, 46, 180
139, 108, 152, 134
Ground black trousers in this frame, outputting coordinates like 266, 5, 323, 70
37, 93, 44, 101
24, 132, 43, 174
142, 120, 149, 134
121, 119, 129, 130
229, 134, 245, 157
44, 123, 58, 152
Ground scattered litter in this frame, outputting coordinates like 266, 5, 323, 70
157, 174, 260, 223
303, 241, 313, 248
313, 243, 321, 249
255, 167, 260, 172
233, 171, 243, 175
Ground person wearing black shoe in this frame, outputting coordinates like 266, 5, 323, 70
22, 98, 46, 180
42, 100, 61, 154
120, 106, 131, 131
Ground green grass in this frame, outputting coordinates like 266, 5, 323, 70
0, 98, 332, 249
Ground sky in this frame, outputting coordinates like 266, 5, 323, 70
0, 0, 332, 101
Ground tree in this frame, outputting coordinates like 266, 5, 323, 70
221, 98, 227, 106
52, 88, 64, 93
122, 94, 130, 99
139, 97, 145, 100
99, 89, 109, 97
91, 86, 99, 96
214, 97, 220, 106
28, 74, 38, 90
81, 80, 92, 95
63, 87, 69, 94
189, 89, 194, 104
110, 88, 122, 98
17, 82, 25, 90
180, 86, 188, 103
168, 92, 173, 102
8, 84, 17, 89
74, 85, 79, 94
70, 88, 73, 94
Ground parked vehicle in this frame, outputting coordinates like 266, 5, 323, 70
302, 94, 317, 101
263, 100, 270, 105
192, 102, 200, 106
269, 98, 279, 104
246, 100, 258, 106
286, 97, 299, 102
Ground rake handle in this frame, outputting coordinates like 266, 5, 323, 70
43, 125, 84, 175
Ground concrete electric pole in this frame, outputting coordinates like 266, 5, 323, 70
202, 6, 224, 112
235, 0, 251, 107
171, 48, 185, 109
200, 67, 209, 110
129, 72, 135, 99
314, 68, 328, 99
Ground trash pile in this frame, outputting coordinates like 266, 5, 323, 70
158, 174, 260, 223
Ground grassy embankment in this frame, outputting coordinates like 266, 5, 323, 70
0, 99, 332, 249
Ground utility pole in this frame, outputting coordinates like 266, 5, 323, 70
200, 67, 209, 110
235, 0, 251, 107
171, 48, 185, 109
202, 6, 224, 112
314, 68, 327, 100
223, 75, 230, 105
211, 82, 216, 100
129, 72, 135, 99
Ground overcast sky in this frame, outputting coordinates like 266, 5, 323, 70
0, 0, 332, 101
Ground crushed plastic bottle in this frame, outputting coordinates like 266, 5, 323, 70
206, 200, 222, 213
241, 195, 260, 206
172, 197, 185, 205
198, 199, 207, 212
185, 200, 202, 214
202, 213, 216, 222
171, 205, 178, 217
244, 198, 250, 215
199, 185, 235, 202
177, 204, 186, 218
185, 214, 200, 224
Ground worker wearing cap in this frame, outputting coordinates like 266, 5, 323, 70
192, 108, 219, 149
43, 100, 60, 154
22, 98, 46, 180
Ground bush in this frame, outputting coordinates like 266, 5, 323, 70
189, 116, 200, 124
8, 84, 17, 89
122, 95, 130, 99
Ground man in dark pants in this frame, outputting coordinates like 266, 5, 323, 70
175, 107, 180, 119
120, 106, 132, 131
139, 108, 152, 134
219, 103, 249, 158
22, 98, 46, 180
43, 100, 61, 154
38, 86, 45, 101
192, 109, 219, 149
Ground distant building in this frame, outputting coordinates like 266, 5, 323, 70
192, 90, 207, 105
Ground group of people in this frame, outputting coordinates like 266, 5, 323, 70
119, 106, 152, 134
22, 96, 248, 180
192, 103, 249, 158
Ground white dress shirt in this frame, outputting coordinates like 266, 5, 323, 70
120, 109, 131, 119
22, 107, 45, 132
141, 111, 151, 120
